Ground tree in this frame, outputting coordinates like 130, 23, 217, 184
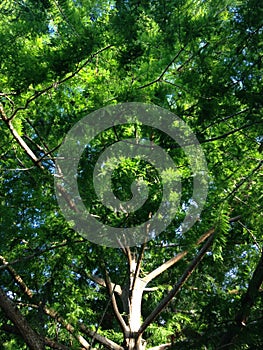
0, 0, 262, 349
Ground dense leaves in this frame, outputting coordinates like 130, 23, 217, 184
0, 0, 262, 349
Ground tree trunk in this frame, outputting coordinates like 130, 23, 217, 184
124, 334, 146, 350
121, 254, 146, 350
0, 288, 45, 350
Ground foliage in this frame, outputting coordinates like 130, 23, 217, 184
0, 0, 262, 349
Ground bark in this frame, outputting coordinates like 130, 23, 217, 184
80, 325, 124, 350
92, 217, 241, 349
43, 306, 90, 349
148, 344, 171, 350
142, 216, 241, 286
0, 104, 42, 168
1, 324, 70, 350
139, 231, 216, 335
218, 248, 263, 349
0, 255, 33, 298
0, 288, 45, 350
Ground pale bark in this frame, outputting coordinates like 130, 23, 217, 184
0, 104, 42, 167
80, 325, 124, 350
142, 216, 241, 286
0, 255, 33, 298
88, 273, 122, 295
148, 344, 171, 350
43, 306, 90, 349
139, 231, 216, 335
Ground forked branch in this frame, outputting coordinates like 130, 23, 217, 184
139, 231, 216, 335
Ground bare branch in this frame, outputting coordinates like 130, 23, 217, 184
148, 344, 171, 350
0, 104, 43, 168
87, 274, 122, 295
43, 306, 91, 349
2, 324, 71, 350
143, 251, 188, 285
143, 216, 241, 286
138, 47, 185, 90
139, 231, 216, 335
0, 255, 33, 298
224, 160, 262, 201
132, 242, 147, 293
201, 121, 263, 145
80, 324, 124, 350
0, 239, 85, 271
142, 229, 214, 285
104, 271, 128, 334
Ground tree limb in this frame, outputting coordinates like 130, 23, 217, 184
0, 256, 91, 349
9, 45, 113, 120
79, 324, 124, 350
104, 271, 128, 334
1, 324, 71, 350
0, 239, 85, 271
0, 288, 45, 350
43, 306, 91, 349
139, 231, 216, 335
142, 229, 214, 285
132, 242, 147, 293
0, 104, 43, 169
0, 255, 33, 298
142, 216, 241, 286
147, 344, 171, 350
138, 47, 185, 90
87, 273, 122, 295
218, 248, 263, 349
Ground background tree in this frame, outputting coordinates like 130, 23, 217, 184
0, 0, 262, 349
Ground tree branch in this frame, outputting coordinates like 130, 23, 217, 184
0, 288, 45, 350
0, 239, 85, 271
139, 231, 216, 335
14, 302, 113, 350
218, 249, 263, 349
0, 254, 91, 349
9, 45, 113, 120
224, 160, 263, 201
147, 344, 171, 350
142, 228, 215, 286
0, 104, 43, 168
130, 242, 147, 297
43, 306, 91, 349
201, 121, 263, 145
104, 271, 128, 334
1, 324, 70, 350
138, 47, 185, 90
79, 324, 124, 350
139, 216, 241, 335
0, 255, 33, 298
143, 216, 241, 286
87, 273, 122, 295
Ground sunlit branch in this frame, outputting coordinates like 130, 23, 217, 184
43, 307, 90, 349
0, 255, 33, 298
139, 231, 216, 335
79, 324, 124, 350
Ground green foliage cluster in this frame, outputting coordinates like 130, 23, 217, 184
0, 0, 262, 349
